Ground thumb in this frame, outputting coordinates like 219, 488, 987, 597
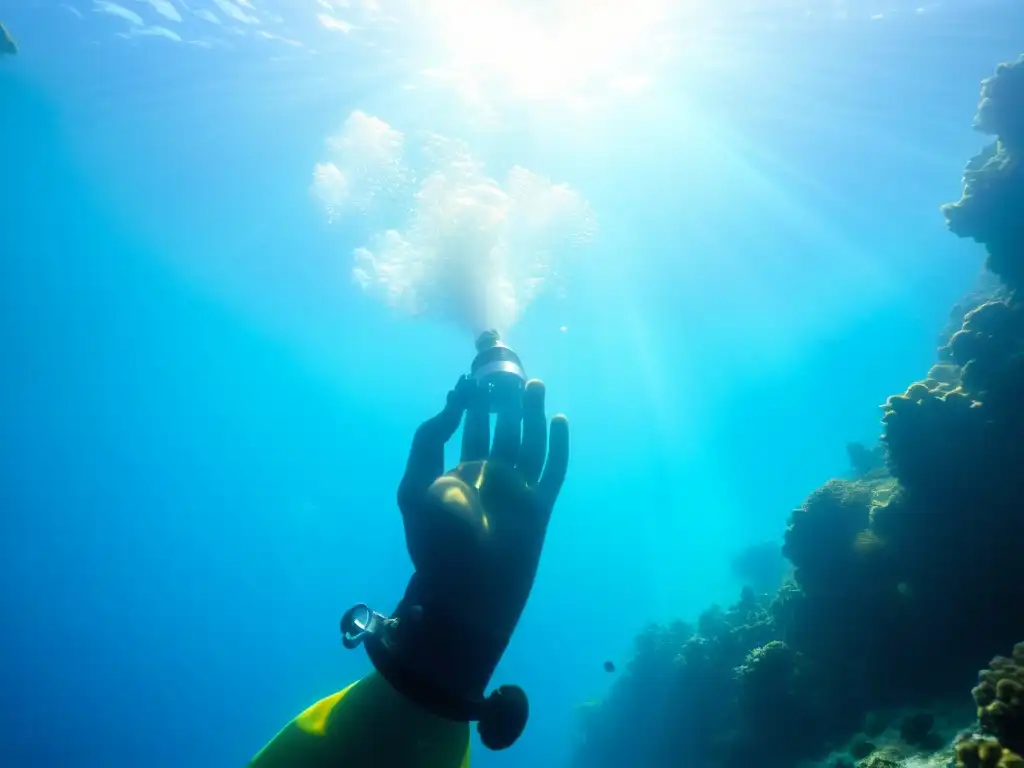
399, 377, 472, 505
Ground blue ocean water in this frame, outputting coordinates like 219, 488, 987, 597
1, 1, 1022, 766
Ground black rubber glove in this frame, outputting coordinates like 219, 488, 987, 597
365, 374, 569, 750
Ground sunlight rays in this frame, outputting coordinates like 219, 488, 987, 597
413, 0, 676, 103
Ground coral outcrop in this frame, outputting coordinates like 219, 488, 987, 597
974, 644, 1024, 755
956, 738, 1023, 768
942, 55, 1024, 292
573, 53, 1024, 768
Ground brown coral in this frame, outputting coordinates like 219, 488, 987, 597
974, 644, 1024, 754
783, 480, 872, 590
956, 737, 1024, 768
974, 54, 1024, 153
941, 55, 1024, 291
879, 382, 983, 505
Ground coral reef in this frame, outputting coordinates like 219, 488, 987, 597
733, 640, 820, 763
942, 55, 1024, 292
861, 753, 902, 768
974, 644, 1024, 755
956, 738, 1023, 768
847, 441, 887, 480
573, 54, 1024, 768
950, 644, 1024, 768
782, 479, 873, 591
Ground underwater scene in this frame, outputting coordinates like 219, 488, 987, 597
2, 1, 1024, 767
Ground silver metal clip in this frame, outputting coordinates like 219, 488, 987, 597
340, 603, 395, 649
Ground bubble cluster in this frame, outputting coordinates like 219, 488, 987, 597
311, 111, 594, 334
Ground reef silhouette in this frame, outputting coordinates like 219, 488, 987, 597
574, 53, 1024, 768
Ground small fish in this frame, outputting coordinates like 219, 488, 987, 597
0, 23, 17, 55
603, 660, 615, 673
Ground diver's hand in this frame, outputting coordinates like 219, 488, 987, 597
397, 375, 569, 635
377, 375, 567, 748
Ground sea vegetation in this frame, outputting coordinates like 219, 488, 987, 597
573, 53, 1024, 768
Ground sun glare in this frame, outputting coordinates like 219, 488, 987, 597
420, 0, 675, 103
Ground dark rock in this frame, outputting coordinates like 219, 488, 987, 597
901, 712, 935, 745
851, 740, 877, 760
864, 711, 892, 738
920, 731, 946, 752
860, 756, 901, 768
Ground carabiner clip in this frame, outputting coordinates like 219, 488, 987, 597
340, 603, 392, 649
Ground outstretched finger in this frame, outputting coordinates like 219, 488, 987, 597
536, 414, 569, 516
460, 378, 490, 464
491, 395, 523, 466
399, 379, 469, 504
517, 380, 547, 485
